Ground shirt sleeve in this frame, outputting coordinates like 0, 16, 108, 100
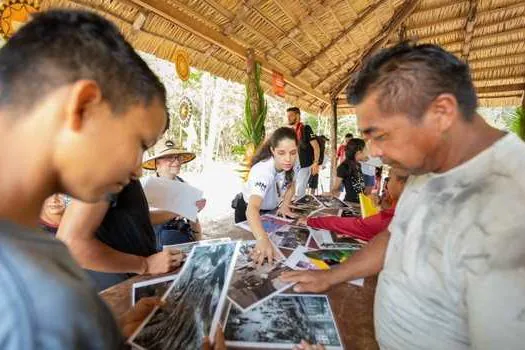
246, 172, 272, 200
336, 163, 349, 178
307, 208, 394, 241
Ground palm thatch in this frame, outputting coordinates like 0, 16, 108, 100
43, 0, 525, 115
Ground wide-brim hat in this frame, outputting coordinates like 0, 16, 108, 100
142, 139, 196, 170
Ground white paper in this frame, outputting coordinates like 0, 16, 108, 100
309, 227, 333, 247
131, 274, 178, 305
285, 246, 320, 270
140, 176, 203, 222
349, 278, 365, 287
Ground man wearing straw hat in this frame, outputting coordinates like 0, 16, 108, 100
283, 42, 525, 348
143, 138, 207, 248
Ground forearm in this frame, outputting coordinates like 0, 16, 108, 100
68, 238, 145, 274
282, 183, 295, 206
311, 140, 320, 164
326, 230, 390, 285
246, 206, 269, 241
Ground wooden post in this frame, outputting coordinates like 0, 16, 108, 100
330, 98, 338, 190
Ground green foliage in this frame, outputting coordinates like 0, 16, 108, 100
504, 106, 525, 141
241, 62, 267, 147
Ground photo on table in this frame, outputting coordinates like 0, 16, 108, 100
162, 237, 231, 258
228, 261, 295, 312
305, 249, 358, 270
310, 228, 365, 250
269, 225, 311, 250
285, 246, 319, 271
236, 240, 284, 268
224, 294, 343, 350
131, 274, 178, 306
291, 194, 323, 210
128, 241, 239, 349
314, 195, 349, 209
235, 214, 293, 234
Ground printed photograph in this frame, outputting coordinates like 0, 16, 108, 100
132, 274, 178, 305
321, 242, 363, 250
314, 195, 349, 209
163, 237, 231, 255
224, 294, 343, 350
236, 214, 292, 234
339, 208, 359, 217
269, 225, 310, 250
285, 246, 319, 271
236, 240, 284, 268
228, 261, 295, 312
129, 242, 239, 350
307, 207, 341, 218
305, 249, 358, 270
291, 194, 322, 210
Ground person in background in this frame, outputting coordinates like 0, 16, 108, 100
0, 9, 175, 349
39, 193, 67, 234
287, 107, 320, 197
336, 133, 353, 165
234, 127, 298, 264
282, 42, 525, 349
299, 168, 408, 241
307, 135, 328, 195
142, 138, 206, 249
58, 176, 184, 292
329, 138, 366, 204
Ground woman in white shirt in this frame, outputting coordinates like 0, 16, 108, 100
234, 127, 299, 263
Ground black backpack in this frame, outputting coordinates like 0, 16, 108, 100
314, 135, 328, 164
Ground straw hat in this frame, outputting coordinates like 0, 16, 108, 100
142, 139, 196, 170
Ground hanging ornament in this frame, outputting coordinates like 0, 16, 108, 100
0, 0, 39, 40
174, 49, 190, 81
178, 96, 193, 127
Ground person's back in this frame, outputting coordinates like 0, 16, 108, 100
0, 221, 122, 349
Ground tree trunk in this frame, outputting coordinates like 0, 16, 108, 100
203, 77, 223, 167
246, 48, 260, 125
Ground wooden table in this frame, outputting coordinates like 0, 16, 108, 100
100, 224, 379, 350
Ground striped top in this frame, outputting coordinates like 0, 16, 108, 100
375, 133, 525, 349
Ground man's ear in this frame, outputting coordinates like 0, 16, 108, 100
428, 93, 458, 133
64, 80, 102, 131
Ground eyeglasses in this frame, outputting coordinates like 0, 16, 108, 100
159, 155, 184, 163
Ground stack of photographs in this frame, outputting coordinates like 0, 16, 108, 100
305, 249, 358, 270
290, 194, 323, 210
236, 214, 293, 234
163, 237, 231, 256
314, 195, 350, 209
224, 294, 343, 350
128, 241, 239, 349
269, 225, 312, 251
227, 261, 295, 312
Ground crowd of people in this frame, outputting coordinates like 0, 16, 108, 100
0, 8, 523, 350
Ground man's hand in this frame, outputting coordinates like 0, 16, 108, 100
293, 340, 326, 350
280, 270, 333, 293
311, 163, 320, 176
120, 297, 161, 338
144, 249, 183, 275
196, 199, 207, 212
276, 204, 299, 219
202, 326, 226, 350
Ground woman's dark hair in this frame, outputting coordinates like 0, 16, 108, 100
251, 127, 298, 184
345, 138, 366, 169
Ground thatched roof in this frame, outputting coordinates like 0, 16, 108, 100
43, 0, 525, 115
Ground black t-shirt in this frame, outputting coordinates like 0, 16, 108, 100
95, 180, 156, 257
297, 124, 315, 168
337, 162, 365, 203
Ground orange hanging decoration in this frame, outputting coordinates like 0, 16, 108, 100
0, 0, 40, 40
174, 49, 190, 81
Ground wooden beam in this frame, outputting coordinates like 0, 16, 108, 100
292, 0, 385, 77
127, 0, 329, 104
461, 0, 478, 61
476, 84, 525, 94
330, 98, 338, 189
330, 0, 420, 99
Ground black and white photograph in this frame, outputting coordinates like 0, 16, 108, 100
269, 225, 311, 250
228, 261, 295, 312
314, 195, 349, 209
291, 194, 322, 210
129, 241, 239, 349
338, 207, 359, 217
224, 294, 343, 350
310, 228, 365, 250
132, 274, 178, 306
163, 237, 231, 255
